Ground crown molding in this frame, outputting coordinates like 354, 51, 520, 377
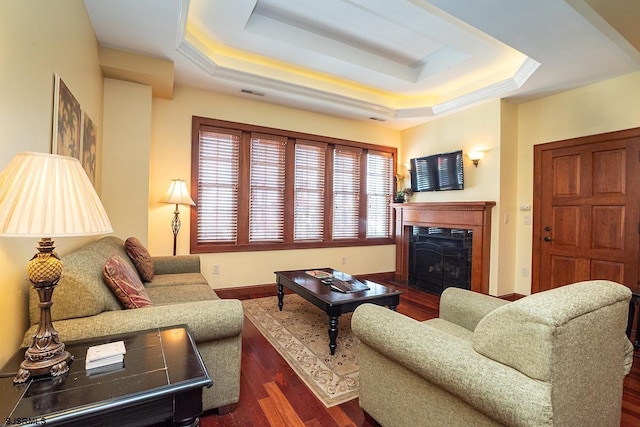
177, 38, 218, 75
174, 0, 539, 122
429, 57, 540, 116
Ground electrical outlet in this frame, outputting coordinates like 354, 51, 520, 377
521, 267, 529, 277
213, 264, 220, 274
341, 257, 346, 265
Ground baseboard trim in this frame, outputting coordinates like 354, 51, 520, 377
498, 293, 526, 301
214, 284, 280, 300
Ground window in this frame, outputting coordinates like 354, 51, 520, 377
191, 117, 396, 253
333, 146, 362, 239
294, 141, 326, 241
367, 151, 393, 238
195, 128, 240, 243
249, 134, 286, 242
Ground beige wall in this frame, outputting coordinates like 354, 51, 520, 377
0, 0, 104, 367
102, 78, 152, 244
497, 100, 518, 295
514, 71, 640, 295
401, 101, 503, 202
400, 100, 509, 295
149, 87, 400, 287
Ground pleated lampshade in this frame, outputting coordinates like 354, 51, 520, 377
0, 152, 113, 237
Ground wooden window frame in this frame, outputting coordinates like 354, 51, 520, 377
190, 116, 397, 253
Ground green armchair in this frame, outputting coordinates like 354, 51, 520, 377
352, 280, 633, 426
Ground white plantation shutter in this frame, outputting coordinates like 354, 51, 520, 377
249, 134, 287, 242
197, 129, 240, 243
367, 151, 393, 238
333, 146, 362, 239
294, 141, 326, 241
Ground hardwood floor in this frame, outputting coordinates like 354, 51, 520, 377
208, 277, 640, 426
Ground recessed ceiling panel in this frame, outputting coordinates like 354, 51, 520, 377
189, 0, 529, 96
250, 0, 443, 65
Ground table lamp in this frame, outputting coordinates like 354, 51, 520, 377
0, 152, 113, 383
161, 179, 195, 256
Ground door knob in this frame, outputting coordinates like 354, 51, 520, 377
544, 236, 551, 242
544, 226, 552, 232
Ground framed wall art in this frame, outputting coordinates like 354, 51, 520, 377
52, 74, 81, 159
81, 111, 97, 185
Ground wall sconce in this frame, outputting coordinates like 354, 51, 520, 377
467, 151, 485, 167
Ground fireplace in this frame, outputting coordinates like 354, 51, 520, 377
392, 202, 496, 294
409, 227, 472, 295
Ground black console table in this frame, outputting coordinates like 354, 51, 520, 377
0, 326, 211, 427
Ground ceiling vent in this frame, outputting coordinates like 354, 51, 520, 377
369, 117, 386, 122
241, 89, 265, 97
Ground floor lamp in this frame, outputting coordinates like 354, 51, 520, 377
0, 152, 113, 383
162, 179, 195, 256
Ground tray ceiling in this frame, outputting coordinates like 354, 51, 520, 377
85, 0, 640, 129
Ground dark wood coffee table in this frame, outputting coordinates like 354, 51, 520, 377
0, 326, 211, 427
274, 268, 401, 355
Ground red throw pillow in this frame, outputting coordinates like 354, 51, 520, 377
125, 237, 154, 282
103, 255, 152, 309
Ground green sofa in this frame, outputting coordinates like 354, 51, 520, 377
22, 236, 243, 413
352, 280, 633, 426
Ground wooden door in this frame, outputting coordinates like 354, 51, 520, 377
532, 128, 640, 293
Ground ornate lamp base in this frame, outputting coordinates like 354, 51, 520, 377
15, 349, 73, 384
14, 238, 74, 384
171, 204, 181, 256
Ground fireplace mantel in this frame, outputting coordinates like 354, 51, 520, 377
392, 201, 496, 294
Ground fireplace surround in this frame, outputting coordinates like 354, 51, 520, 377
392, 202, 496, 294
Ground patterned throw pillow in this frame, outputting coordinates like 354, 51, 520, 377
103, 255, 152, 309
125, 237, 154, 282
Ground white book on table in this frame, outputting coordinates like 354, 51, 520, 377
85, 341, 126, 370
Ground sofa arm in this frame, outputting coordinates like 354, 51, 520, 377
439, 287, 509, 332
153, 255, 201, 275
352, 304, 551, 426
23, 299, 243, 347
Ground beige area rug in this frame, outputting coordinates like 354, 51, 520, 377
242, 294, 360, 407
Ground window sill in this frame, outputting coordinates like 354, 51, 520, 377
190, 238, 394, 254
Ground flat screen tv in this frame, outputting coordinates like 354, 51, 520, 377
410, 150, 464, 192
